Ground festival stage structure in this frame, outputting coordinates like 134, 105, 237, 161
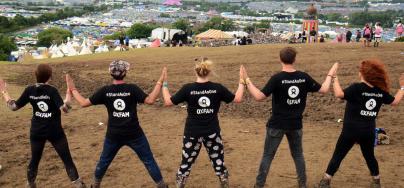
302, 4, 319, 43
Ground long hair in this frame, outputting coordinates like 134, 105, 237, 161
360, 59, 390, 92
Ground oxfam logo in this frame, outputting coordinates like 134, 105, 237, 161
113, 99, 126, 111
288, 86, 300, 98
37, 101, 49, 112
198, 96, 211, 108
365, 99, 376, 111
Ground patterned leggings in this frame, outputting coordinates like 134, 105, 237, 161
177, 132, 227, 177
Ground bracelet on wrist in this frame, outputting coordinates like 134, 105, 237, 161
156, 81, 162, 86
163, 82, 168, 88
245, 78, 251, 85
239, 79, 246, 85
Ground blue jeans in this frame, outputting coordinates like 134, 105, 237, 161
255, 128, 306, 187
94, 135, 163, 183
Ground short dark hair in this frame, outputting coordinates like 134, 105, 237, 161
279, 47, 297, 64
111, 72, 126, 80
35, 64, 52, 83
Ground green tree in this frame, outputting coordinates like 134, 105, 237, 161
12, 14, 28, 26
0, 34, 17, 61
126, 23, 157, 39
199, 17, 236, 33
37, 27, 73, 47
172, 19, 190, 32
244, 25, 255, 33
254, 20, 271, 29
0, 16, 11, 31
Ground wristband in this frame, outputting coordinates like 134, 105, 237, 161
327, 75, 336, 78
245, 78, 251, 85
239, 79, 246, 85
163, 82, 168, 88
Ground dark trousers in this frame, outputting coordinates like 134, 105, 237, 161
326, 127, 379, 176
177, 132, 227, 177
94, 135, 163, 183
255, 128, 306, 187
28, 133, 79, 183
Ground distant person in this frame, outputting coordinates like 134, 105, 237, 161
302, 30, 307, 43
0, 64, 86, 188
374, 23, 383, 47
317, 60, 404, 188
242, 47, 338, 188
346, 30, 352, 43
247, 37, 253, 45
242, 36, 247, 45
125, 35, 130, 49
337, 34, 343, 43
396, 20, 403, 37
356, 29, 362, 42
162, 58, 245, 188
320, 35, 325, 43
65, 60, 168, 188
363, 24, 372, 47
119, 34, 125, 51
310, 27, 317, 43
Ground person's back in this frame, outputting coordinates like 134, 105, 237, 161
90, 83, 147, 140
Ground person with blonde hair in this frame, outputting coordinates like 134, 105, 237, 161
318, 60, 404, 188
0, 64, 86, 188
162, 58, 245, 188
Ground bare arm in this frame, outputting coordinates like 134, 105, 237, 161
233, 65, 245, 103
66, 74, 92, 108
333, 77, 345, 99
391, 74, 404, 106
318, 63, 339, 94
0, 79, 20, 111
144, 68, 166, 105
245, 78, 266, 101
162, 83, 174, 106
60, 89, 72, 113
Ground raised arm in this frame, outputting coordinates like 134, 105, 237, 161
391, 74, 404, 106
66, 74, 92, 108
318, 63, 339, 94
243, 67, 266, 101
144, 67, 166, 105
0, 78, 20, 111
162, 69, 174, 106
233, 65, 245, 103
333, 76, 344, 99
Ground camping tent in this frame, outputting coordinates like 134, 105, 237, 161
150, 39, 161, 48
95, 45, 109, 53
195, 29, 234, 40
79, 45, 93, 55
151, 28, 183, 41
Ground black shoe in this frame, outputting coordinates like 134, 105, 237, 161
317, 178, 331, 188
370, 178, 381, 188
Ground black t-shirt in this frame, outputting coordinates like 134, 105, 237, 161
261, 71, 321, 130
342, 83, 394, 129
310, 30, 317, 36
15, 84, 64, 138
89, 83, 148, 141
171, 82, 235, 137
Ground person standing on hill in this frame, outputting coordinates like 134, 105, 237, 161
65, 60, 168, 188
356, 29, 362, 42
0, 64, 86, 188
161, 58, 245, 188
125, 35, 130, 49
119, 34, 125, 51
374, 23, 383, 47
302, 30, 307, 43
346, 30, 352, 43
363, 24, 372, 47
310, 27, 317, 43
241, 47, 338, 188
317, 60, 404, 188
396, 20, 403, 37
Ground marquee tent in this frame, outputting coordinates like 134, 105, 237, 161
195, 29, 234, 40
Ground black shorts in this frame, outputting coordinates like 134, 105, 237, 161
364, 34, 371, 41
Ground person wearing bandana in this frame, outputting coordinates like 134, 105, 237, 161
0, 64, 86, 188
162, 58, 245, 188
65, 60, 168, 188
242, 47, 339, 188
318, 60, 404, 188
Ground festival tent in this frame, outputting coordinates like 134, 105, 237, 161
65, 42, 78, 56
79, 45, 93, 55
50, 46, 64, 58
95, 45, 109, 53
163, 0, 182, 6
195, 29, 234, 40
151, 28, 183, 41
150, 39, 161, 48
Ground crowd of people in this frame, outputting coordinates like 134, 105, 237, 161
0, 46, 403, 188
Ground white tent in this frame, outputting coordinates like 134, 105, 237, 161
50, 46, 64, 58
113, 46, 121, 51
79, 45, 93, 55
94, 45, 109, 53
65, 42, 78, 56
151, 28, 183, 41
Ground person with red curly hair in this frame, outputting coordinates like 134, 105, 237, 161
318, 59, 404, 188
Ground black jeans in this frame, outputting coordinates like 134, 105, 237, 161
255, 128, 306, 187
28, 133, 79, 183
326, 126, 379, 176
